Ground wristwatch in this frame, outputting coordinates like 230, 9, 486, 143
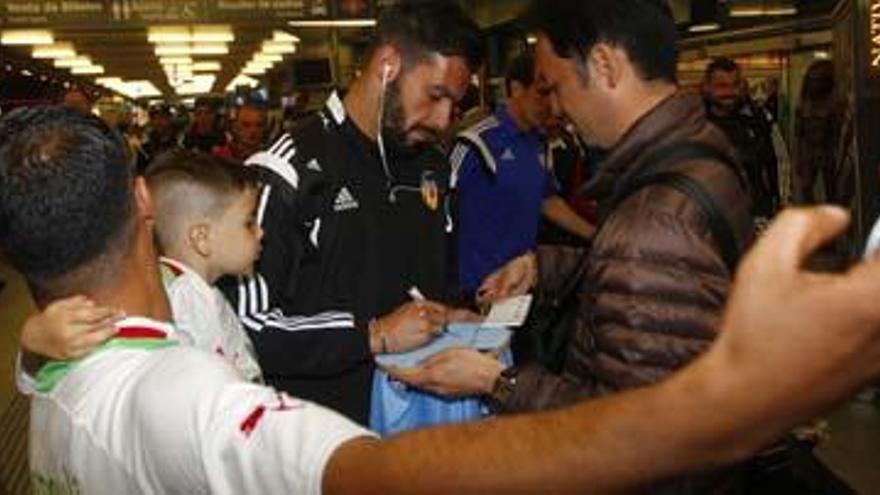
487, 366, 518, 412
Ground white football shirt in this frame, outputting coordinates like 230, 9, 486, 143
30, 317, 373, 495
160, 257, 263, 382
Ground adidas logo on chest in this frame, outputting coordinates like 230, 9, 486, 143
333, 186, 359, 212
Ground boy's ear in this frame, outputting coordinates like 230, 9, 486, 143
188, 222, 212, 258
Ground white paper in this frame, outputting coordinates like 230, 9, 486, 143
483, 294, 533, 327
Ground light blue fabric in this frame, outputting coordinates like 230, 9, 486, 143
369, 370, 489, 436
370, 323, 512, 436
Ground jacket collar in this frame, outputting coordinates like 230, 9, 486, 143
585, 91, 707, 199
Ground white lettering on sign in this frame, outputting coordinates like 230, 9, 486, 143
872, 0, 880, 68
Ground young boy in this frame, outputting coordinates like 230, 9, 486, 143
21, 150, 264, 383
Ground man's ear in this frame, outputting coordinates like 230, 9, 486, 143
187, 222, 212, 258
587, 42, 624, 91
373, 45, 403, 85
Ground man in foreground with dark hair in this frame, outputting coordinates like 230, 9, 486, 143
7, 106, 880, 494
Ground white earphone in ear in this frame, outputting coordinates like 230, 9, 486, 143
382, 63, 392, 87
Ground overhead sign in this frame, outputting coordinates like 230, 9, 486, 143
0, 0, 387, 26
1, 1, 111, 26
871, 0, 880, 70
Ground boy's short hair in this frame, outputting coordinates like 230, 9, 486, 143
145, 150, 260, 253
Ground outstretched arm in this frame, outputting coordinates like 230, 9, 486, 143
325, 207, 880, 494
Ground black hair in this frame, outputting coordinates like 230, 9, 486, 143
705, 57, 741, 79
524, 0, 678, 84
505, 50, 537, 95
373, 0, 483, 73
193, 96, 219, 110
0, 106, 134, 296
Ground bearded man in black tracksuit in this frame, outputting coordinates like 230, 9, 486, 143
219, 1, 507, 425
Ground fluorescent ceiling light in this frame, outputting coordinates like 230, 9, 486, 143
54, 56, 93, 68
159, 56, 192, 65
245, 61, 272, 70
729, 6, 797, 17
243, 65, 267, 75
191, 43, 228, 55
226, 74, 259, 91
192, 61, 221, 71
190, 74, 215, 84
120, 80, 162, 99
71, 65, 105, 75
764, 7, 797, 15
1, 29, 54, 45
96, 77, 122, 86
192, 25, 234, 43
148, 26, 190, 43
262, 41, 296, 54
165, 66, 193, 74
688, 23, 721, 33
155, 43, 228, 56
254, 53, 283, 63
32, 42, 76, 59
288, 19, 376, 28
149, 25, 233, 43
155, 45, 189, 55
273, 30, 300, 43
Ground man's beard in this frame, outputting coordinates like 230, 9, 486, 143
381, 80, 437, 156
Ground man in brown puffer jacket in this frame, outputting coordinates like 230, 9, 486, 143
395, 0, 751, 407
391, 1, 755, 491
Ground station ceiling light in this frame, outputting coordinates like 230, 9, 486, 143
159, 56, 193, 65
32, 42, 77, 59
288, 19, 376, 28
154, 43, 229, 56
71, 64, 105, 75
253, 53, 283, 63
192, 61, 221, 72
226, 74, 259, 92
730, 1, 798, 17
1, 29, 54, 45
689, 0, 722, 34
261, 40, 297, 54
54, 56, 94, 68
272, 30, 300, 43
148, 25, 234, 44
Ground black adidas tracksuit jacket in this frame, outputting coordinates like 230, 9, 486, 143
220, 92, 452, 425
